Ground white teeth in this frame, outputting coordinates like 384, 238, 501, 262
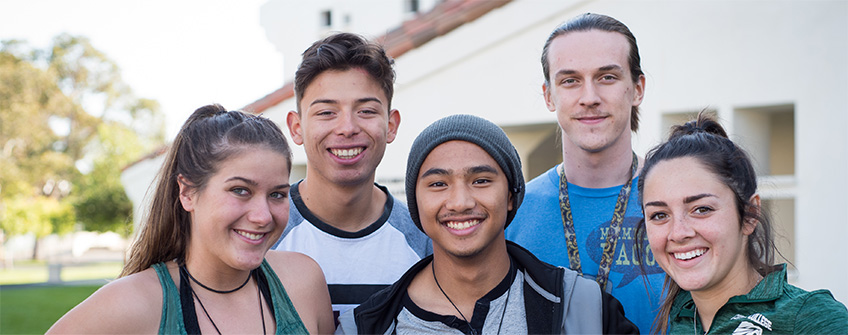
330, 147, 363, 159
674, 248, 706, 260
236, 230, 264, 241
445, 220, 480, 230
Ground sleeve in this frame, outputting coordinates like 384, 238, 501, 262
794, 290, 848, 334
335, 308, 357, 335
602, 292, 640, 334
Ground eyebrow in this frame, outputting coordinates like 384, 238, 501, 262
598, 64, 624, 72
226, 177, 290, 190
553, 64, 624, 78
683, 193, 715, 204
227, 176, 258, 186
469, 165, 499, 175
643, 200, 667, 208
644, 193, 716, 208
420, 165, 499, 179
309, 97, 383, 107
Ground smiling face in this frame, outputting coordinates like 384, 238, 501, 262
288, 68, 400, 187
543, 29, 645, 154
415, 141, 512, 260
642, 157, 756, 295
179, 147, 291, 271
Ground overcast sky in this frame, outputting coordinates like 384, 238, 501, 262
0, 0, 284, 139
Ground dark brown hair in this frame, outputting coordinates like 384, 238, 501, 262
120, 104, 291, 277
294, 32, 395, 112
541, 13, 644, 131
634, 111, 777, 334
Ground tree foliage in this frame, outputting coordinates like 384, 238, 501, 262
0, 34, 164, 242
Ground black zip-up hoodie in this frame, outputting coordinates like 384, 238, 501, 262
336, 241, 638, 334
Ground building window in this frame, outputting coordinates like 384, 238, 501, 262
321, 10, 332, 28
405, 0, 420, 13
733, 103, 796, 271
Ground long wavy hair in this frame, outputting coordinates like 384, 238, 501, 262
120, 104, 291, 277
634, 111, 778, 334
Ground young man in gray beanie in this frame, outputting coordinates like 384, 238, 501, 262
337, 114, 637, 334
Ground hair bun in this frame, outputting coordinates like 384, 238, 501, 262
669, 110, 728, 140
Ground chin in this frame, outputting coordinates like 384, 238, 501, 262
234, 254, 267, 270
672, 276, 709, 292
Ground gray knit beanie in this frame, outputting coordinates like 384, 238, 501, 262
406, 114, 524, 231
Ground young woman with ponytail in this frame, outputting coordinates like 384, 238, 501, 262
49, 104, 333, 334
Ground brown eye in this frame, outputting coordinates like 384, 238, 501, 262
693, 206, 713, 215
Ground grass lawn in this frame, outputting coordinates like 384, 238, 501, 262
0, 262, 122, 285
0, 285, 102, 334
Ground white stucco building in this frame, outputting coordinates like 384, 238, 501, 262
123, 0, 848, 303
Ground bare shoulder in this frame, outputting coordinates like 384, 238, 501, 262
265, 250, 323, 280
47, 266, 164, 334
265, 250, 334, 334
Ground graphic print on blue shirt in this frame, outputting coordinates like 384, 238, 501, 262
584, 216, 664, 288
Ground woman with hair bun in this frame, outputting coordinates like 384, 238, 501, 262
48, 104, 334, 334
636, 112, 847, 334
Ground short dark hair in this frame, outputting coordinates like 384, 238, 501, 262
294, 32, 395, 112
541, 13, 644, 132
635, 111, 777, 334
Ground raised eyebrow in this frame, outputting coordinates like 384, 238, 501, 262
683, 193, 716, 204
420, 168, 450, 179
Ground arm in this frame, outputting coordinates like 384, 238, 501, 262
267, 250, 335, 334
46, 269, 162, 334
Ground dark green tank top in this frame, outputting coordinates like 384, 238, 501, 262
153, 259, 309, 334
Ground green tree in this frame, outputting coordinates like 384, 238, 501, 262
0, 34, 163, 259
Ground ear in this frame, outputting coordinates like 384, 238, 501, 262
386, 109, 400, 144
631, 74, 646, 107
742, 193, 761, 235
286, 110, 304, 145
542, 83, 557, 112
507, 192, 514, 212
177, 175, 195, 212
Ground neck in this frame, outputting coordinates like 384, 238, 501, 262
690, 268, 763, 332
182, 257, 253, 292
298, 176, 385, 232
561, 139, 641, 188
432, 239, 510, 309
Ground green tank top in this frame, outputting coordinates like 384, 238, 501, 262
153, 259, 309, 334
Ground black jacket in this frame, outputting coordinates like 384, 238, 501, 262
336, 241, 638, 334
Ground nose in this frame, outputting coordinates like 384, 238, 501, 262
445, 184, 476, 213
247, 198, 273, 226
668, 216, 696, 243
578, 82, 601, 108
335, 110, 361, 137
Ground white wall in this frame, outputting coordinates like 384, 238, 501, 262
248, 0, 848, 303
361, 0, 846, 303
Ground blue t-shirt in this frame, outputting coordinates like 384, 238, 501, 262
506, 166, 664, 334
